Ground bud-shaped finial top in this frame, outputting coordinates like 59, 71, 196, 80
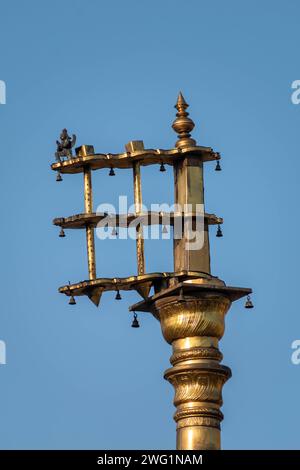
172, 92, 196, 148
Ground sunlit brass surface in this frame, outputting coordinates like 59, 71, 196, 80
130, 281, 251, 450
51, 145, 220, 174
53, 212, 223, 230
157, 293, 230, 450
128, 94, 251, 450
172, 92, 196, 148
133, 160, 145, 275
167, 95, 224, 448
83, 165, 96, 280
173, 157, 210, 273
172, 93, 210, 273
60, 271, 251, 309
52, 92, 251, 450
130, 280, 251, 311
59, 271, 216, 301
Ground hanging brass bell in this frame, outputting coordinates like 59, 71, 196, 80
109, 167, 115, 176
159, 162, 166, 172
115, 290, 122, 300
216, 225, 223, 237
69, 295, 76, 305
56, 172, 62, 182
162, 225, 168, 234
245, 295, 254, 309
59, 228, 65, 238
131, 312, 140, 328
112, 227, 118, 237
215, 160, 221, 171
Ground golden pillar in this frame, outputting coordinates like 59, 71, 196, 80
163, 95, 227, 449
126, 140, 146, 276
52, 95, 253, 450
82, 147, 96, 280
130, 93, 251, 450
152, 293, 231, 450
133, 161, 145, 275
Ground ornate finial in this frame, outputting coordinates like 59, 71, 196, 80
172, 92, 196, 148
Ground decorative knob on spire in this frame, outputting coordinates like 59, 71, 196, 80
172, 92, 196, 148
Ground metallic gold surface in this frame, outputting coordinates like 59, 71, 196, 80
53, 212, 223, 230
130, 282, 251, 450
172, 92, 196, 148
83, 166, 96, 280
52, 93, 252, 450
125, 140, 145, 153
151, 293, 232, 450
51, 145, 220, 174
173, 157, 210, 274
86, 226, 96, 280
76, 144, 95, 157
133, 161, 145, 275
83, 166, 93, 213
60, 272, 251, 307
130, 281, 251, 311
59, 271, 221, 298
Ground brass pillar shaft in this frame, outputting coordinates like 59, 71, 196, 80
84, 166, 96, 280
173, 157, 210, 274
152, 293, 231, 450
133, 161, 145, 275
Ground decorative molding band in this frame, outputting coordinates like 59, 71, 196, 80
170, 346, 223, 365
174, 407, 223, 423
176, 417, 221, 430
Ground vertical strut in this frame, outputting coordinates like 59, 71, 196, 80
84, 165, 96, 280
133, 161, 145, 275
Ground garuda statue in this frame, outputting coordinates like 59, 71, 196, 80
55, 129, 76, 162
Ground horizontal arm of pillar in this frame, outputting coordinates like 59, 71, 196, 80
129, 281, 252, 313
57, 271, 224, 306
53, 212, 223, 230
51, 146, 220, 174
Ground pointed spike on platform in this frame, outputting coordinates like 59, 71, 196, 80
135, 282, 152, 300
87, 288, 103, 307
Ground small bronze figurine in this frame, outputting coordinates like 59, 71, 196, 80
55, 129, 76, 162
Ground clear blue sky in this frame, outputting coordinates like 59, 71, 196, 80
0, 0, 299, 450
